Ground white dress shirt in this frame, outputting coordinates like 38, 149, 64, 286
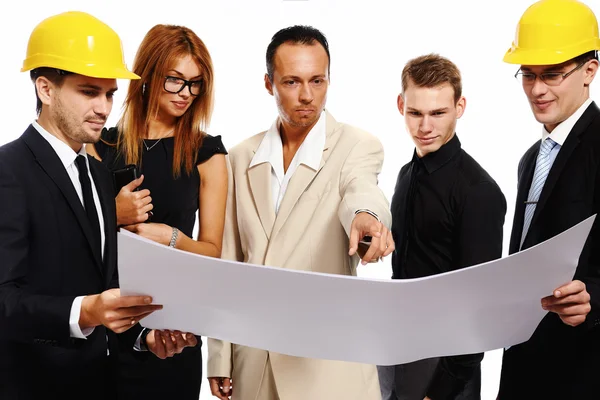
537, 98, 594, 174
542, 97, 593, 145
250, 111, 326, 213
33, 121, 105, 339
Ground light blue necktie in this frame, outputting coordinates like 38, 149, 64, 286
520, 138, 558, 248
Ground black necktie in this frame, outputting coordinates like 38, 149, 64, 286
75, 155, 102, 254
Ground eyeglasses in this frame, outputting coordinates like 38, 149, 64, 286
514, 61, 586, 86
163, 76, 203, 96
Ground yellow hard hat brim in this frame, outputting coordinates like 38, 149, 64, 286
503, 38, 600, 65
21, 54, 140, 79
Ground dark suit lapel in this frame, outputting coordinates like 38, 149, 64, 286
22, 126, 104, 277
528, 102, 599, 236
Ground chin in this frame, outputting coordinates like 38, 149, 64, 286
533, 113, 558, 127
80, 125, 98, 137
295, 117, 319, 127
419, 144, 441, 156
84, 132, 102, 144
168, 110, 185, 118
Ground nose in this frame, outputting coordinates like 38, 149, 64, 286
530, 76, 548, 97
299, 83, 314, 104
178, 84, 191, 99
420, 115, 433, 133
94, 96, 112, 118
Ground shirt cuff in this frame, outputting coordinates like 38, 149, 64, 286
354, 209, 380, 222
133, 328, 149, 352
69, 296, 94, 339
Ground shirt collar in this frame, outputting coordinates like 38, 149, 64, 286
542, 98, 593, 146
32, 120, 86, 168
250, 111, 326, 172
413, 134, 461, 174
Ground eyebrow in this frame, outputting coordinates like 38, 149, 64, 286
78, 84, 118, 92
280, 74, 327, 80
543, 66, 567, 73
521, 65, 567, 73
406, 107, 449, 113
168, 69, 202, 80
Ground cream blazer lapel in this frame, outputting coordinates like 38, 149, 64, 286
270, 111, 338, 241
247, 161, 276, 240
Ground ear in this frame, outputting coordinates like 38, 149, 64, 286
264, 73, 274, 96
456, 96, 466, 119
397, 94, 405, 116
35, 76, 54, 108
583, 59, 598, 87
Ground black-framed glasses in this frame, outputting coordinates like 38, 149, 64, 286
164, 76, 203, 96
514, 61, 586, 86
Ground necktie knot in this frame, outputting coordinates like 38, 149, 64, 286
75, 154, 89, 175
540, 138, 557, 157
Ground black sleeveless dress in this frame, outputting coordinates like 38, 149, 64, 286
95, 127, 227, 399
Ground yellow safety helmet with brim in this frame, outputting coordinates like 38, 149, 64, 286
504, 0, 600, 65
21, 11, 139, 79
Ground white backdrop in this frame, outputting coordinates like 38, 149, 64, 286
2, 0, 598, 398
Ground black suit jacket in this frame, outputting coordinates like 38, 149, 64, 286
499, 102, 600, 399
0, 125, 127, 399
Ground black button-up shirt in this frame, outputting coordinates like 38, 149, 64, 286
390, 134, 507, 398
391, 134, 506, 279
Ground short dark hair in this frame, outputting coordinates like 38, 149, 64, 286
572, 50, 599, 66
401, 54, 463, 103
30, 68, 72, 115
266, 25, 330, 82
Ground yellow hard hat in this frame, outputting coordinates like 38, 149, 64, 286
503, 0, 600, 65
21, 11, 139, 79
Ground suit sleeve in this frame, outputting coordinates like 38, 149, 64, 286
338, 134, 391, 234
0, 159, 75, 345
207, 155, 240, 377
427, 181, 507, 399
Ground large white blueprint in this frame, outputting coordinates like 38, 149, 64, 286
118, 215, 595, 366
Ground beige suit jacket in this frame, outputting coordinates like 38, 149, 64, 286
208, 111, 390, 400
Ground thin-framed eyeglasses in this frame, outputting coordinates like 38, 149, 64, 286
514, 61, 587, 86
164, 76, 203, 96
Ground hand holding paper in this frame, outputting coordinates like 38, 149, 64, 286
541, 279, 591, 327
147, 329, 197, 359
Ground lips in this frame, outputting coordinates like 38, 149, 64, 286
172, 101, 189, 108
416, 136, 437, 144
533, 100, 554, 111
296, 108, 315, 114
86, 120, 106, 129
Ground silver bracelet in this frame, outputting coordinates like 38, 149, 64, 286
169, 227, 179, 248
